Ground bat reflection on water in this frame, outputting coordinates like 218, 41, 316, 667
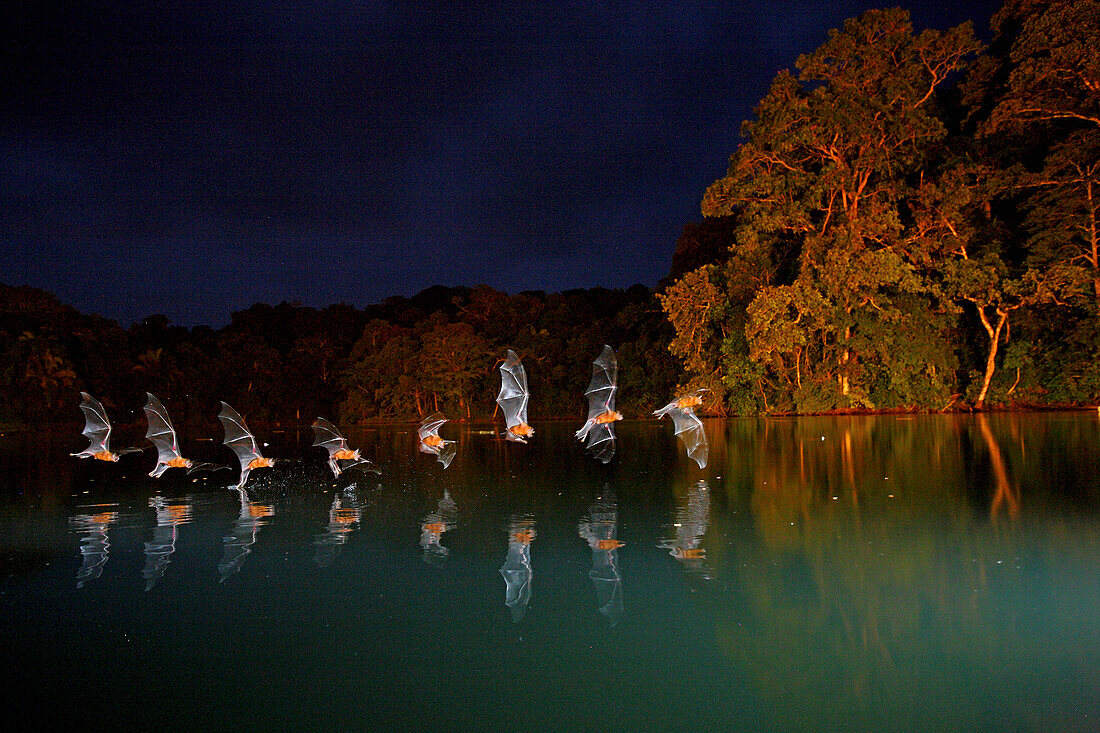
71, 392, 142, 462
653, 389, 709, 469
218, 402, 275, 490
575, 345, 623, 463
579, 498, 624, 626
311, 418, 380, 478
496, 349, 534, 443
500, 516, 535, 622
144, 393, 226, 477
418, 412, 457, 469
420, 490, 458, 566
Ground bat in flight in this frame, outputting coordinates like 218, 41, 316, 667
574, 345, 623, 463
311, 418, 380, 478
418, 412, 457, 469
218, 402, 275, 490
71, 391, 143, 462
143, 393, 225, 477
653, 389, 709, 469
496, 349, 534, 443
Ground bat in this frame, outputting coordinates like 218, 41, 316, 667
418, 412, 457, 469
574, 345, 623, 463
653, 389, 709, 469
218, 402, 274, 490
578, 500, 624, 626
496, 349, 534, 443
500, 516, 535, 623
311, 417, 380, 478
71, 391, 142, 462
144, 393, 225, 477
420, 490, 457, 566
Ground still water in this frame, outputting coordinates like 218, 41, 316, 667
3, 413, 1100, 731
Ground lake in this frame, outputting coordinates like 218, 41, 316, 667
2, 413, 1100, 731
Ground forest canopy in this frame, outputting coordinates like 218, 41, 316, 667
662, 0, 1100, 414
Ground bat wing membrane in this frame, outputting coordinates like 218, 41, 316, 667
144, 393, 183, 465
667, 407, 708, 469
584, 346, 618, 420
311, 418, 348, 458
218, 402, 264, 471
497, 350, 530, 429
77, 392, 112, 453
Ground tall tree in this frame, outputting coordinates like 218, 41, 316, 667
681, 9, 979, 412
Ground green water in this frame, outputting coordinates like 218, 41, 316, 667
2, 413, 1100, 731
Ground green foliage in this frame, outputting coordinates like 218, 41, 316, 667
664, 3, 1099, 413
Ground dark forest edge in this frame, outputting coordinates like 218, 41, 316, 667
0, 282, 678, 431
4, 1, 1099, 428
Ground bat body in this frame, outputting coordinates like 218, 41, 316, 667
218, 402, 274, 490
311, 418, 380, 478
71, 391, 142, 462
144, 393, 224, 477
496, 349, 534, 443
653, 389, 709, 469
418, 412, 457, 468
575, 345, 623, 463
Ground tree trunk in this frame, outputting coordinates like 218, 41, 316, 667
975, 306, 1008, 409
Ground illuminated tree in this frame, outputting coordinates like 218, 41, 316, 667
683, 8, 979, 412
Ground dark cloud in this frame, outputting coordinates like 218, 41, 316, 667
3, 0, 1004, 325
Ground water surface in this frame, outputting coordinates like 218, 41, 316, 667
2, 413, 1100, 730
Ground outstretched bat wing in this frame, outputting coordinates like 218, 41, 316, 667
144, 393, 184, 466
437, 441, 457, 469
666, 407, 708, 469
76, 392, 112, 454
585, 423, 617, 464
339, 457, 382, 475
584, 345, 618, 421
496, 350, 530, 430
311, 418, 349, 459
418, 412, 448, 442
218, 402, 265, 471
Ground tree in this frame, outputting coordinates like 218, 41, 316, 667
960, 0, 1100, 405
679, 8, 978, 412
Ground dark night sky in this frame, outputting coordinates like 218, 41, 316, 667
3, 1, 1003, 326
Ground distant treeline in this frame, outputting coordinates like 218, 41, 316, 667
0, 282, 678, 429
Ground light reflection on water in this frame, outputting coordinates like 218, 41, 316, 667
3, 414, 1100, 730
